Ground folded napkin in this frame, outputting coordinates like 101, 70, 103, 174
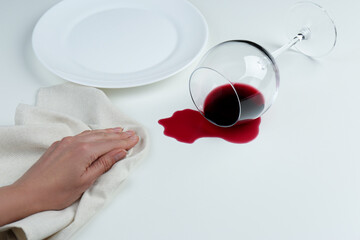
0, 83, 149, 240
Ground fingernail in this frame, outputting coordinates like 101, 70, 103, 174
129, 135, 139, 141
112, 127, 123, 132
114, 150, 127, 161
124, 130, 135, 136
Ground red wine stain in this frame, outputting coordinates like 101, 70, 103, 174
158, 109, 261, 144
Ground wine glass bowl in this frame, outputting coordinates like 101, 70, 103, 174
189, 40, 279, 127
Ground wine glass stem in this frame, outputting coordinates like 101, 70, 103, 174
271, 31, 308, 59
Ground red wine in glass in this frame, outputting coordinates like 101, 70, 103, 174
203, 83, 264, 127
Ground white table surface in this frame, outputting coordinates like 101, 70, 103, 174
1, 0, 360, 239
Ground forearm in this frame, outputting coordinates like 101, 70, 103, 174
0, 184, 39, 226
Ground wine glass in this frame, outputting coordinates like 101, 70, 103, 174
189, 2, 337, 127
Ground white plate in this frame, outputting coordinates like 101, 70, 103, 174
32, 0, 208, 88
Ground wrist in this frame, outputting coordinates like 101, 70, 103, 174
0, 184, 37, 226
10, 182, 45, 215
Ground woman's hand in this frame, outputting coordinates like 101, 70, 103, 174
0, 128, 139, 226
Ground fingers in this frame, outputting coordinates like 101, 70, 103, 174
56, 129, 136, 153
85, 130, 136, 142
82, 133, 139, 180
80, 131, 139, 185
78, 127, 123, 137
76, 128, 136, 144
85, 148, 128, 180
52, 128, 139, 172
86, 133, 139, 161
67, 129, 139, 166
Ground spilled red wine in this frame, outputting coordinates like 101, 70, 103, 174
159, 109, 261, 143
158, 83, 264, 143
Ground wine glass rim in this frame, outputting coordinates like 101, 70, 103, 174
189, 66, 241, 128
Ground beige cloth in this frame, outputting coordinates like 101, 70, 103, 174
0, 83, 149, 240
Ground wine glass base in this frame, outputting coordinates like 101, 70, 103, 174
285, 2, 337, 58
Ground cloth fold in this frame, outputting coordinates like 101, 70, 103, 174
0, 83, 149, 240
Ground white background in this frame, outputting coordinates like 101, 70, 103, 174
1, 0, 360, 239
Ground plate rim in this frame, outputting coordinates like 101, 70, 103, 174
32, 0, 208, 88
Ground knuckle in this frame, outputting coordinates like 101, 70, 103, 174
50, 140, 60, 148
76, 142, 91, 153
89, 153, 98, 162
94, 132, 107, 138
98, 156, 114, 172
81, 130, 91, 134
60, 136, 74, 145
